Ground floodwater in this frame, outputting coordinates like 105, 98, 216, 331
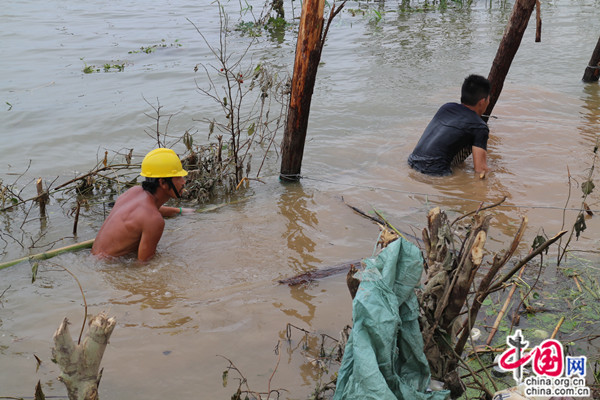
1, 0, 600, 398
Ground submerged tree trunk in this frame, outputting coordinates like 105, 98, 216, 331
484, 0, 537, 121
582, 36, 600, 82
279, 0, 325, 181
52, 313, 116, 400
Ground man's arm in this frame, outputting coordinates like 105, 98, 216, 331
137, 216, 165, 262
159, 206, 195, 217
472, 146, 489, 174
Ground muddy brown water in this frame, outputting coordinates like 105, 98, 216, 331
1, 1, 600, 398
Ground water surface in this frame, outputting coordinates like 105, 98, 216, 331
1, 0, 600, 398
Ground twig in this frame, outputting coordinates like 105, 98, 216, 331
0, 164, 137, 212
450, 196, 507, 226
508, 252, 546, 336
441, 335, 495, 399
372, 209, 407, 240
551, 316, 565, 339
0, 285, 10, 301
489, 230, 567, 292
463, 285, 498, 393
267, 340, 282, 400
485, 267, 525, 346
49, 262, 88, 344
321, 1, 347, 50
455, 216, 527, 356
342, 197, 385, 225
558, 137, 599, 266
72, 201, 81, 236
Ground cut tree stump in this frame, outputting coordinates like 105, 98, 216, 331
52, 312, 116, 400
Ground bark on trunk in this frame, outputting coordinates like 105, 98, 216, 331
582, 36, 600, 83
484, 0, 537, 121
279, 0, 325, 181
52, 313, 116, 400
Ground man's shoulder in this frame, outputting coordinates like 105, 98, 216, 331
137, 207, 165, 229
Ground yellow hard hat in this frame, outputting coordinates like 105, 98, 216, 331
140, 148, 188, 178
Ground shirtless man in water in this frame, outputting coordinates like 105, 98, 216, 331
92, 148, 193, 261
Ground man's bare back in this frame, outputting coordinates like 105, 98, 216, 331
92, 186, 165, 261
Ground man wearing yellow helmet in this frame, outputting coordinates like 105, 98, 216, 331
92, 148, 193, 261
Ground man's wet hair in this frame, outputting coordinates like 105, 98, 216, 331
142, 177, 160, 194
460, 74, 491, 106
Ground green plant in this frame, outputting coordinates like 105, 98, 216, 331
128, 39, 182, 54
185, 2, 289, 199
83, 63, 99, 74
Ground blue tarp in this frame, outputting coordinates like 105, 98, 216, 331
333, 238, 450, 400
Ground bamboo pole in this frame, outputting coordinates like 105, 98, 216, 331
0, 239, 95, 271
484, 0, 537, 121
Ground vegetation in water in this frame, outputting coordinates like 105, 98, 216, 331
128, 39, 183, 54
81, 59, 126, 74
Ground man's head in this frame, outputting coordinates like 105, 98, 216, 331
140, 148, 188, 197
460, 74, 491, 111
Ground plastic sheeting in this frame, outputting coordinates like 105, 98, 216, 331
333, 238, 450, 400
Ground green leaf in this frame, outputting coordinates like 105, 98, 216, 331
582, 180, 595, 196
247, 122, 255, 136
222, 370, 228, 387
531, 235, 546, 251
11, 198, 18, 205
574, 212, 587, 239
31, 262, 39, 283
35, 380, 46, 400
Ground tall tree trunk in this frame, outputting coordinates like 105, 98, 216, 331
582, 36, 600, 83
279, 0, 325, 181
484, 0, 537, 121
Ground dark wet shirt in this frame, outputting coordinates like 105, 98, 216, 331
407, 102, 489, 176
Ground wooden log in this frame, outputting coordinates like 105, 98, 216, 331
484, 0, 537, 121
279, 0, 325, 181
278, 259, 361, 286
582, 36, 600, 82
52, 312, 116, 400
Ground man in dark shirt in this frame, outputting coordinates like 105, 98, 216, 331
408, 75, 491, 176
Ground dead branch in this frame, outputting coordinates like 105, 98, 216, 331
450, 196, 507, 226
455, 216, 527, 355
277, 259, 361, 286
489, 230, 567, 292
